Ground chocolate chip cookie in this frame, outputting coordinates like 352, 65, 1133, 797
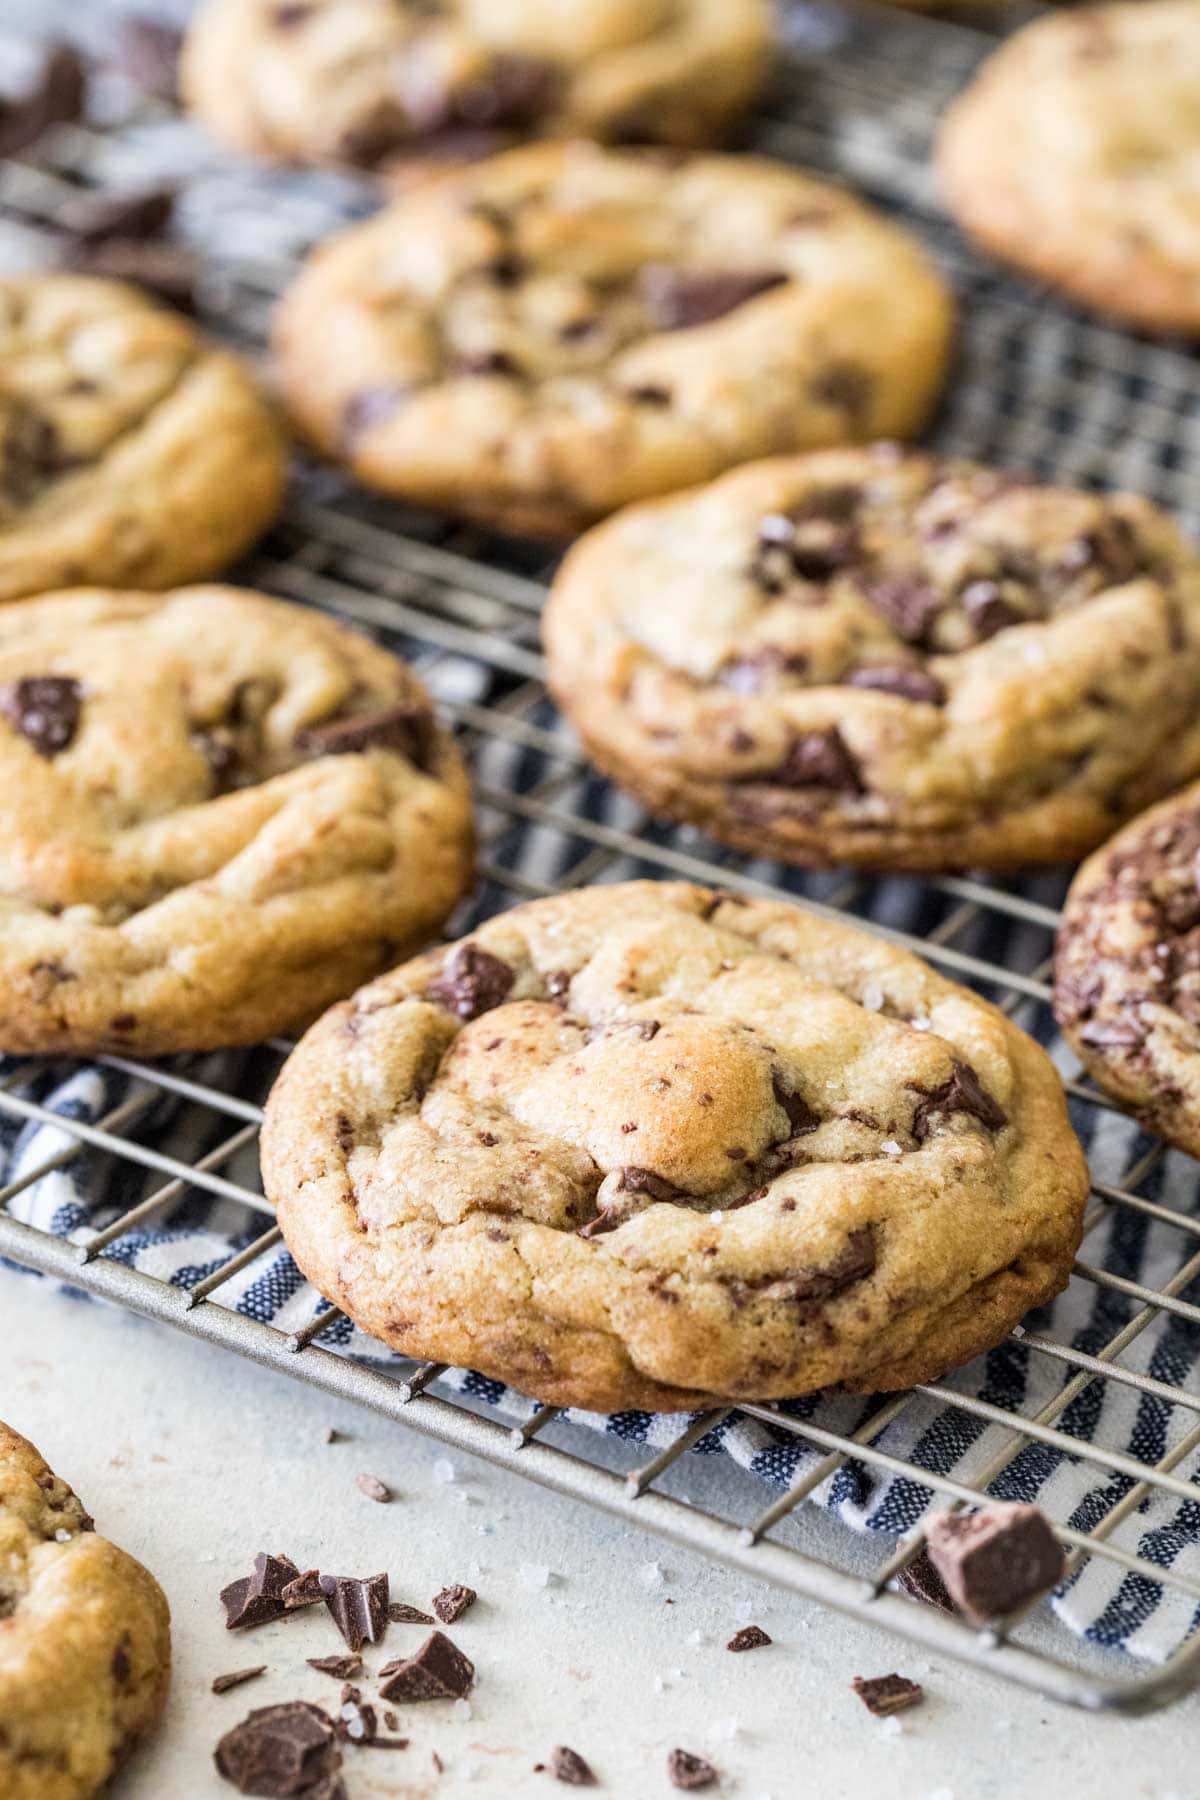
544, 446, 1200, 872
0, 276, 285, 604
181, 0, 771, 172
1056, 782, 1200, 1155
0, 587, 474, 1056
0, 1422, 170, 1800
938, 0, 1200, 333
272, 143, 954, 536
263, 881, 1088, 1411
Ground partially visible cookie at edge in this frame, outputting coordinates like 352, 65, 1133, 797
543, 446, 1200, 872
272, 142, 954, 536
0, 1421, 171, 1800
262, 881, 1088, 1413
0, 586, 474, 1055
0, 275, 285, 604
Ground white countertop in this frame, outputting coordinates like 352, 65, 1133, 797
2, 1273, 1195, 1800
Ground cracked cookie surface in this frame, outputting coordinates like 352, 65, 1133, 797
544, 446, 1200, 872
182, 0, 770, 171
0, 586, 474, 1055
1056, 782, 1200, 1156
0, 276, 285, 604
0, 1422, 170, 1800
263, 881, 1087, 1411
938, 0, 1200, 333
272, 143, 954, 536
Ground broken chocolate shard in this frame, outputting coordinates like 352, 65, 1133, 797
924, 1502, 1064, 1624
307, 1654, 363, 1680
640, 265, 788, 331
355, 1472, 392, 1504
377, 1630, 475, 1703
726, 1624, 771, 1651
667, 1747, 719, 1791
297, 699, 437, 771
550, 1744, 597, 1785
281, 1569, 324, 1612
214, 1700, 340, 1797
426, 943, 514, 1020
212, 1666, 267, 1696
221, 1553, 302, 1631
852, 1672, 924, 1716
387, 1601, 435, 1625
0, 676, 82, 758
320, 1573, 389, 1652
432, 1583, 476, 1624
909, 1059, 1006, 1141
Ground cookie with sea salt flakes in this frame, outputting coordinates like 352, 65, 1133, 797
938, 0, 1200, 333
262, 881, 1088, 1412
271, 142, 954, 537
181, 0, 771, 172
0, 275, 284, 604
543, 446, 1200, 872
0, 586, 473, 1055
1056, 779, 1200, 1157
0, 1421, 171, 1800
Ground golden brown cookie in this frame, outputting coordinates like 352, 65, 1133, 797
0, 276, 285, 604
263, 881, 1088, 1412
272, 143, 955, 536
544, 446, 1200, 872
0, 586, 474, 1055
0, 1422, 170, 1800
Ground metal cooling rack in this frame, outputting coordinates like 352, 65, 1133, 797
2, 0, 1200, 1715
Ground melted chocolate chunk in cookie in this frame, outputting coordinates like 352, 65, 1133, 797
640, 266, 788, 332
426, 944, 515, 1021
909, 1060, 1006, 1141
0, 675, 82, 758
297, 699, 437, 771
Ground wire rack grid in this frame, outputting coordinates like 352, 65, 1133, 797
2, 0, 1200, 1716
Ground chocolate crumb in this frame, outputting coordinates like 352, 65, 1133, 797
550, 1743, 597, 1785
320, 1573, 389, 1652
377, 1630, 474, 1702
383, 1710, 399, 1731
355, 1473, 392, 1504
852, 1673, 924, 1716
432, 1583, 476, 1624
307, 1655, 363, 1680
726, 1625, 771, 1652
212, 1666, 267, 1696
668, 1747, 719, 1790
387, 1601, 435, 1625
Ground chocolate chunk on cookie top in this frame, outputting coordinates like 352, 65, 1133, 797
0, 1421, 171, 1800
0, 276, 285, 604
545, 446, 1200, 872
271, 143, 953, 535
263, 882, 1087, 1413
0, 587, 473, 1056
182, 0, 771, 169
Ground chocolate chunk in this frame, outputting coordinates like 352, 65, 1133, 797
0, 42, 86, 159
909, 1060, 1006, 1141
727, 1625, 771, 1651
454, 54, 561, 128
753, 490, 862, 587
221, 1553, 302, 1631
307, 1655, 363, 1680
214, 1701, 340, 1797
852, 1673, 924, 1716
772, 728, 863, 793
60, 240, 199, 313
194, 728, 241, 792
924, 1502, 1064, 1623
432, 1583, 476, 1624
896, 1548, 954, 1612
456, 348, 520, 377
640, 265, 788, 331
340, 385, 410, 447
320, 1574, 389, 1652
377, 1630, 475, 1703
212, 1666, 267, 1695
297, 700, 437, 771
618, 1166, 686, 1203
116, 18, 182, 101
112, 1639, 132, 1686
862, 574, 943, 646
723, 1227, 875, 1310
272, 2, 315, 24
772, 1073, 819, 1137
667, 1748, 719, 1791
0, 676, 82, 757
810, 360, 874, 424
550, 1744, 597, 1785
426, 943, 515, 1021
626, 384, 672, 407
281, 1569, 324, 1611
960, 579, 1022, 642
355, 1473, 392, 1504
59, 185, 175, 248
846, 665, 945, 705
387, 1601, 435, 1625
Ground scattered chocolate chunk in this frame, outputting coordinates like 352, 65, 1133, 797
924, 1502, 1065, 1624
0, 42, 86, 159
640, 265, 788, 331
0, 676, 82, 758
772, 728, 864, 793
214, 1701, 340, 1797
320, 1574, 389, 1653
355, 1473, 392, 1504
909, 1060, 1006, 1141
426, 943, 514, 1020
340, 385, 410, 447
550, 1744, 597, 1785
117, 17, 183, 101
726, 1625, 771, 1652
60, 239, 200, 313
377, 1631, 475, 1703
846, 665, 946, 705
852, 1672, 924, 1716
895, 1548, 954, 1612
281, 1570, 324, 1612
221, 1553, 302, 1631
432, 1583, 476, 1625
862, 574, 943, 646
59, 185, 175, 248
307, 1654, 362, 1680
297, 700, 436, 771
667, 1748, 719, 1791
212, 1666, 267, 1696
387, 1601, 435, 1625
